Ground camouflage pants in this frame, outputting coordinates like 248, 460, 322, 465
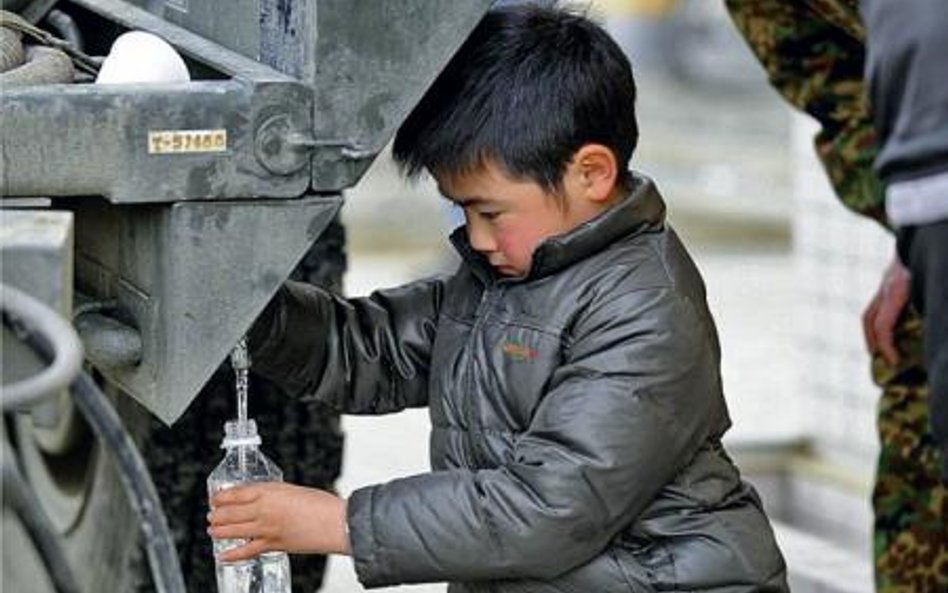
872, 309, 948, 592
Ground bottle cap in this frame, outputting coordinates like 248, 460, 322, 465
221, 419, 261, 448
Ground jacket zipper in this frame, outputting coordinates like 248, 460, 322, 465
463, 284, 496, 467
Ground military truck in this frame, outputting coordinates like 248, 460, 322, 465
1, 1, 493, 590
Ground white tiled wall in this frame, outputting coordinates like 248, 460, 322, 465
791, 114, 893, 475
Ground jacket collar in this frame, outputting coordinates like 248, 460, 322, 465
450, 171, 667, 284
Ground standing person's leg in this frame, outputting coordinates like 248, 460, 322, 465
899, 221, 948, 480
871, 309, 948, 593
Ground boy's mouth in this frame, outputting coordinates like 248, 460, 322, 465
495, 264, 520, 276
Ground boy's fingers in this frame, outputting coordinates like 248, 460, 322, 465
212, 485, 262, 507
208, 504, 258, 526
208, 521, 260, 541
218, 539, 269, 563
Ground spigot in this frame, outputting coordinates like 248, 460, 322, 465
230, 336, 250, 371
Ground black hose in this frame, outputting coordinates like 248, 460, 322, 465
1, 452, 83, 593
1, 284, 84, 410
2, 288, 187, 593
0, 10, 99, 74
43, 9, 83, 52
69, 369, 187, 593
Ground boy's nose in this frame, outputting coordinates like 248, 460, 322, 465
466, 218, 496, 254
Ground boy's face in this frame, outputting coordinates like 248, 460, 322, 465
437, 153, 618, 277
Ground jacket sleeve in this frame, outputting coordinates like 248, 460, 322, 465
248, 277, 443, 413
861, 0, 948, 185
347, 286, 722, 587
725, 0, 887, 226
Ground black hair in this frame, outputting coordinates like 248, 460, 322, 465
392, 3, 638, 191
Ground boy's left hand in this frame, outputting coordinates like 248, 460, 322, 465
208, 483, 349, 561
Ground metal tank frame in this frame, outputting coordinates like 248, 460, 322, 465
2, 0, 494, 424
2, 2, 493, 591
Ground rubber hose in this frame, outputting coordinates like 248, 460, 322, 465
0, 43, 73, 86
70, 371, 188, 593
43, 9, 82, 52
1, 454, 83, 593
0, 9, 99, 74
0, 25, 24, 72
1, 284, 84, 411
7, 299, 187, 593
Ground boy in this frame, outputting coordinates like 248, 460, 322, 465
208, 5, 789, 591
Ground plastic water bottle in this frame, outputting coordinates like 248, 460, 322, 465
208, 420, 291, 593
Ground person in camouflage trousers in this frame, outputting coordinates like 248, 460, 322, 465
724, 1, 948, 591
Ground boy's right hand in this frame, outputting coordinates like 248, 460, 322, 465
208, 482, 350, 560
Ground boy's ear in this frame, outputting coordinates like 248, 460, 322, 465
569, 144, 618, 204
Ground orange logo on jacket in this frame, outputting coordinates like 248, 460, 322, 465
502, 341, 538, 361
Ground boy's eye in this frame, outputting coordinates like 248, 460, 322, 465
478, 210, 501, 221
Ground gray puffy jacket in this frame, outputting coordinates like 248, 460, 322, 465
251, 174, 788, 592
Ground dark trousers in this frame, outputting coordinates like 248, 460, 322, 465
898, 220, 948, 481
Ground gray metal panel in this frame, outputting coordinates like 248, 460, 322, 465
163, 0, 261, 62
70, 194, 342, 424
309, 0, 495, 191
3, 1, 495, 198
0, 210, 74, 385
259, 0, 312, 80
73, 0, 282, 79
1, 0, 496, 423
3, 1, 324, 202
1, 79, 313, 201
122, 0, 311, 78
78, 0, 496, 192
